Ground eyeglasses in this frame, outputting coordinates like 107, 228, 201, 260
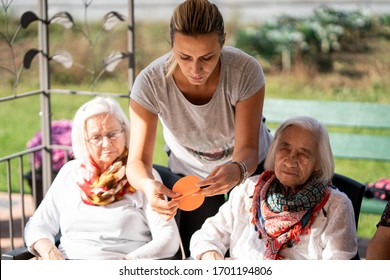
86, 128, 124, 146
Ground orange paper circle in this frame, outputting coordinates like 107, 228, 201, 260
172, 175, 205, 211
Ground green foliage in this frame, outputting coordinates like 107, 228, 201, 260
235, 19, 304, 61
237, 17, 304, 59
358, 213, 382, 239
235, 5, 380, 71
381, 14, 390, 26
312, 5, 373, 30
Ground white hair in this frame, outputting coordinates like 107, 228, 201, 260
71, 97, 130, 163
264, 116, 334, 181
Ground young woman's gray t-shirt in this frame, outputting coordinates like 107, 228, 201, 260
130, 46, 272, 179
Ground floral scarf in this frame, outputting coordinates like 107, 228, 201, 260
77, 149, 135, 206
251, 170, 330, 260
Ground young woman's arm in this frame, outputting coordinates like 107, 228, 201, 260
126, 99, 180, 220
197, 87, 264, 197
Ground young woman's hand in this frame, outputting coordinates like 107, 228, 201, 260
195, 163, 241, 197
141, 178, 181, 221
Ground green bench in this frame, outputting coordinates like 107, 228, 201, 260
263, 98, 390, 215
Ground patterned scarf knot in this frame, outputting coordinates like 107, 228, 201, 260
77, 149, 135, 206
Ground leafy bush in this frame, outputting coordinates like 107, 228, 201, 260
235, 5, 378, 72
381, 14, 390, 26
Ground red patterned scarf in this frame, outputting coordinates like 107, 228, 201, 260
77, 149, 135, 206
251, 170, 330, 260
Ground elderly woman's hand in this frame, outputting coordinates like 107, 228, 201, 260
33, 238, 65, 260
200, 251, 224, 260
141, 178, 181, 221
196, 163, 241, 197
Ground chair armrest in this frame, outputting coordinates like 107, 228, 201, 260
351, 252, 361, 260
2, 246, 35, 260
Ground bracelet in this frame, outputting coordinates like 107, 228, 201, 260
230, 161, 243, 185
231, 161, 249, 185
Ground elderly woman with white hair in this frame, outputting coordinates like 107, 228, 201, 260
24, 97, 180, 260
190, 116, 358, 260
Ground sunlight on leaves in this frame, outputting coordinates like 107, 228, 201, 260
51, 51, 73, 69
104, 51, 125, 72
50, 12, 74, 29
103, 11, 126, 31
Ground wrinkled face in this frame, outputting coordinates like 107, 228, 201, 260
85, 113, 126, 171
274, 125, 319, 189
173, 32, 222, 86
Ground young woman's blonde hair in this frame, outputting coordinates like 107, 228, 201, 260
165, 0, 225, 78
264, 116, 335, 182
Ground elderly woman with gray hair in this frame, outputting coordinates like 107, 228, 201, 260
190, 116, 358, 260
24, 97, 180, 260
